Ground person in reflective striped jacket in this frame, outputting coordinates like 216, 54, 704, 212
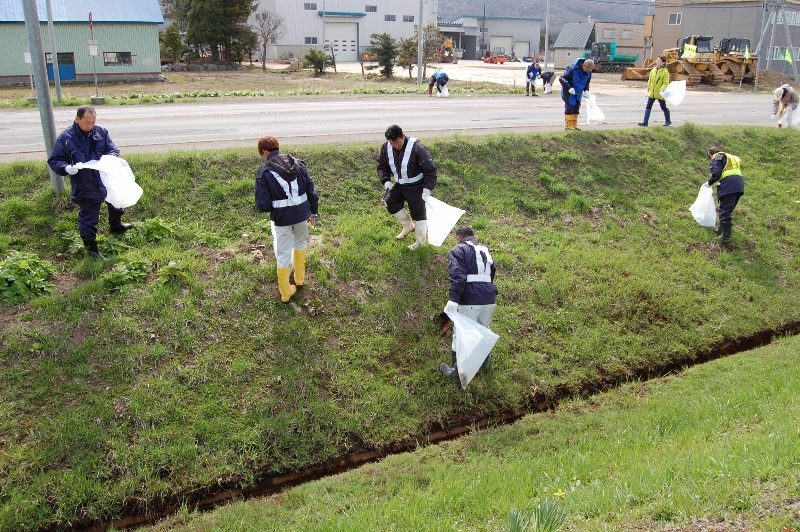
255, 135, 319, 303
440, 225, 498, 384
376, 124, 437, 250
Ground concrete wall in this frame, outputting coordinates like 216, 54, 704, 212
455, 16, 542, 59
652, 0, 685, 57
594, 21, 646, 64
554, 49, 586, 69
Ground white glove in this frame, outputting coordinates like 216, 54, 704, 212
568, 88, 576, 95
770, 113, 776, 120
444, 301, 458, 314
384, 181, 393, 191
583, 91, 591, 98
421, 188, 431, 200
64, 164, 78, 175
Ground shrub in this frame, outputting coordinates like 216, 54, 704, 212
0, 251, 55, 305
100, 258, 150, 291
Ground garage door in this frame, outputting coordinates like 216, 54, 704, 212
490, 36, 513, 55
324, 22, 358, 62
514, 41, 530, 59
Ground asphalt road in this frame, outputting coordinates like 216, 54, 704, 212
0, 84, 775, 163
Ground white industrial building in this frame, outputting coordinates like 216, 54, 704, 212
253, 0, 438, 62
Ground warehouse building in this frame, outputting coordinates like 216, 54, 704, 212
0, 0, 163, 86
253, 0, 437, 62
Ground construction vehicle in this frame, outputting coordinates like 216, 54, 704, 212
587, 41, 639, 72
716, 38, 756, 83
482, 52, 507, 64
436, 37, 459, 64
622, 35, 756, 86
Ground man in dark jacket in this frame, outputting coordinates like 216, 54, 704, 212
428, 71, 449, 96
705, 146, 745, 245
376, 125, 437, 250
559, 58, 594, 130
48, 106, 130, 259
440, 225, 498, 384
255, 135, 320, 302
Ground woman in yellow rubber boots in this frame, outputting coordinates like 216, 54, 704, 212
255, 136, 320, 302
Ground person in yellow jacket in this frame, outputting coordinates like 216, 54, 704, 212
638, 56, 672, 127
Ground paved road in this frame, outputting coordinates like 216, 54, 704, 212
0, 85, 774, 163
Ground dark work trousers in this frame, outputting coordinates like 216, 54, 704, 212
718, 192, 742, 228
385, 185, 426, 220
565, 102, 581, 115
77, 201, 125, 240
642, 97, 671, 125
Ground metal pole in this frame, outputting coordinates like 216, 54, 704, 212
45, 0, 62, 101
778, 4, 799, 82
321, 0, 325, 56
544, 0, 549, 66
22, 0, 63, 193
416, 0, 424, 84
752, 0, 773, 91
90, 13, 99, 97
766, 2, 777, 71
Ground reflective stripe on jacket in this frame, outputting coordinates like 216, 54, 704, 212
718, 152, 742, 180
464, 240, 494, 283
386, 137, 424, 185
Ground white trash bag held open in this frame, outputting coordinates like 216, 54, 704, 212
583, 93, 605, 125
689, 184, 717, 228
437, 85, 450, 98
424, 196, 465, 247
76, 155, 143, 209
544, 82, 553, 94
779, 107, 800, 129
445, 310, 500, 389
661, 80, 687, 107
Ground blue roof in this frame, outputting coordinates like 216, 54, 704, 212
0, 0, 163, 23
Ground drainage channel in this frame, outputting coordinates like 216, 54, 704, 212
69, 320, 800, 532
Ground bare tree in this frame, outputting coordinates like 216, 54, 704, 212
252, 10, 286, 72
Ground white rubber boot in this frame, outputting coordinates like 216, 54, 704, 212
408, 220, 427, 250
393, 210, 415, 240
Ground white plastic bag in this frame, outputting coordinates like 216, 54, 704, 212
534, 77, 544, 88
437, 85, 449, 98
583, 93, 605, 125
779, 107, 800, 129
76, 155, 143, 209
544, 82, 553, 94
424, 196, 465, 247
661, 80, 686, 107
445, 309, 500, 389
689, 184, 717, 228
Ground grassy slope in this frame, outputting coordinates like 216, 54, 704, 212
154, 335, 800, 531
0, 126, 799, 528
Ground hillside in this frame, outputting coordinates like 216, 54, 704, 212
1, 126, 799, 529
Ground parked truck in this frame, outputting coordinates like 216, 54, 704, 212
587, 41, 639, 72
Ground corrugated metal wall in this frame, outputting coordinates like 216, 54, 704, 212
0, 22, 160, 79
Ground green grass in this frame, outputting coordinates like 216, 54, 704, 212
153, 335, 800, 531
0, 126, 799, 529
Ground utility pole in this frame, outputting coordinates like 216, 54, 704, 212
45, 0, 62, 102
544, 0, 550, 66
416, 0, 424, 84
22, 0, 63, 193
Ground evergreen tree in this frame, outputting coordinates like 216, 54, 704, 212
369, 33, 399, 78
184, 0, 255, 63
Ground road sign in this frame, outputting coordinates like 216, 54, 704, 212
88, 39, 98, 56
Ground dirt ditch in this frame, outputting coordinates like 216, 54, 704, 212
62, 319, 800, 531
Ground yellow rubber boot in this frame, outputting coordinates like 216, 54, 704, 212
292, 249, 306, 287
564, 115, 570, 130
276, 267, 296, 303
571, 114, 581, 130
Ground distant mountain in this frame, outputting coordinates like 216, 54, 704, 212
438, 0, 653, 30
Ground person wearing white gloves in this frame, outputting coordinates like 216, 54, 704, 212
440, 226, 498, 384
771, 84, 799, 128
375, 125, 437, 250
559, 58, 594, 130
47, 106, 130, 260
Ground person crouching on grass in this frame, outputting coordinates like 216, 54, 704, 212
255, 135, 319, 303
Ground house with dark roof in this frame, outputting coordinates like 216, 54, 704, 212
0, 0, 163, 85
552, 22, 594, 68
